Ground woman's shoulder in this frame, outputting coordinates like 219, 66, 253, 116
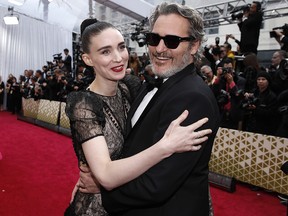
65, 90, 104, 119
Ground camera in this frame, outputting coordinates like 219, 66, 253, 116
241, 95, 259, 109
53, 53, 62, 61
217, 89, 230, 106
231, 4, 250, 21
222, 67, 232, 76
270, 23, 288, 38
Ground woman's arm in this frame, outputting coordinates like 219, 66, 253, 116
82, 110, 212, 191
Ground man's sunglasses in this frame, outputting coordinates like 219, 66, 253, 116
145, 32, 195, 49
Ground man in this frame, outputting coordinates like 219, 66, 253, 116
271, 26, 288, 52
99, 3, 219, 216
79, 2, 219, 215
63, 48, 72, 73
237, 1, 263, 55
268, 50, 288, 94
200, 65, 217, 87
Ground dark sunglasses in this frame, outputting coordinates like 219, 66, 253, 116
145, 32, 195, 49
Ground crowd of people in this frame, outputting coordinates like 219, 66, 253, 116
0, 1, 287, 214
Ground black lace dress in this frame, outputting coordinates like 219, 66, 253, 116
65, 76, 141, 216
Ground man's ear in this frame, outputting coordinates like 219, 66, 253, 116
190, 40, 200, 55
82, 54, 93, 67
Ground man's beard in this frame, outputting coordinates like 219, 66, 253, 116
151, 48, 192, 79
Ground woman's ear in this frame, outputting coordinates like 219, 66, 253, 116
82, 54, 93, 66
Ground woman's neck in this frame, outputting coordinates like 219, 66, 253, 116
89, 78, 118, 96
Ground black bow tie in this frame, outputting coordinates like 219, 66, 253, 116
145, 76, 163, 91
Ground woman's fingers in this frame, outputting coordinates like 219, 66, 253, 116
189, 117, 209, 131
165, 110, 189, 136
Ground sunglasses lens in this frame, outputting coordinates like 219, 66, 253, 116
146, 33, 160, 46
164, 35, 180, 49
146, 33, 186, 49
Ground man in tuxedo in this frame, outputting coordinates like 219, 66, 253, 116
63, 48, 72, 73
237, 1, 263, 55
79, 2, 220, 215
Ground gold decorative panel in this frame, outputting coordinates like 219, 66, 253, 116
210, 127, 288, 195
59, 102, 70, 129
36, 99, 60, 125
22, 98, 39, 118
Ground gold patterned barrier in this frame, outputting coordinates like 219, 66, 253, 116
36, 99, 60, 125
59, 102, 70, 129
210, 127, 288, 195
22, 98, 40, 119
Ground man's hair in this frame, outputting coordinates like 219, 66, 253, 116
276, 50, 288, 59
252, 1, 261, 12
222, 57, 233, 65
149, 2, 205, 62
64, 48, 69, 52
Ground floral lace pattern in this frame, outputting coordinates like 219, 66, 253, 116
65, 77, 141, 216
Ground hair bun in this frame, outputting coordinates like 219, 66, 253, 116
80, 18, 98, 36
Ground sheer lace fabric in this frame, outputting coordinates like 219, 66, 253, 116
65, 79, 138, 215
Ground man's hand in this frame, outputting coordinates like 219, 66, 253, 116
78, 165, 101, 194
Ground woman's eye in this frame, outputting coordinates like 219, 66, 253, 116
102, 50, 110, 55
119, 44, 126, 50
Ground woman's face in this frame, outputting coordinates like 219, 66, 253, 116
82, 28, 129, 83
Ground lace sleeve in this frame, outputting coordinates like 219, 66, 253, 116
66, 91, 105, 145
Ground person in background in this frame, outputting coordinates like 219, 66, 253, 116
200, 65, 217, 87
241, 71, 279, 136
271, 26, 288, 52
237, 1, 263, 55
212, 58, 245, 130
63, 48, 72, 73
128, 51, 142, 77
0, 75, 5, 111
64, 20, 213, 216
267, 50, 288, 95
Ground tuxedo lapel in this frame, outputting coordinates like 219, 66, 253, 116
132, 64, 196, 131
125, 84, 148, 137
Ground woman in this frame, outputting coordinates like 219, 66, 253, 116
65, 21, 212, 215
242, 71, 279, 135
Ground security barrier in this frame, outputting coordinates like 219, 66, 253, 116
19, 98, 288, 195
210, 128, 288, 195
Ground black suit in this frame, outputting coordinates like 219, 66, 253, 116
63, 54, 72, 72
238, 11, 263, 55
101, 64, 220, 216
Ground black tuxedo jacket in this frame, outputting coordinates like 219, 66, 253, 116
102, 64, 220, 216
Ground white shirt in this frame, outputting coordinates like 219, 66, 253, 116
131, 87, 158, 127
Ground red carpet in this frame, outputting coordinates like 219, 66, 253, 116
0, 111, 287, 215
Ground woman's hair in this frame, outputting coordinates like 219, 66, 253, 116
81, 21, 116, 54
149, 2, 205, 62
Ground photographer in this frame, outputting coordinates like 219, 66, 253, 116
203, 39, 224, 74
268, 50, 288, 95
242, 71, 279, 135
270, 24, 288, 52
236, 1, 263, 55
212, 58, 246, 129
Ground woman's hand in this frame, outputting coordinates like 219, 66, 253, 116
162, 110, 212, 154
